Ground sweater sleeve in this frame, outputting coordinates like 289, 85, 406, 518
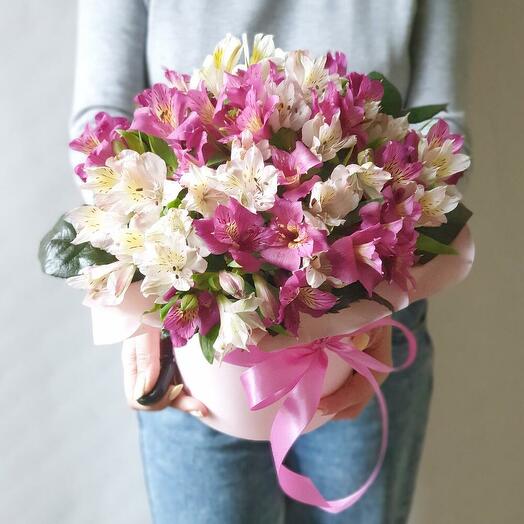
70, 0, 148, 197
406, 0, 470, 154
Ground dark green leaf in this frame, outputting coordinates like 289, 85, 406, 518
38, 214, 117, 278
269, 128, 297, 152
416, 233, 458, 256
403, 104, 447, 123
147, 135, 178, 170
416, 202, 473, 264
199, 324, 219, 364
368, 71, 403, 117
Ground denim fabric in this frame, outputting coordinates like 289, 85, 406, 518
137, 300, 433, 524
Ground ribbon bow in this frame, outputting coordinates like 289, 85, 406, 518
225, 317, 417, 513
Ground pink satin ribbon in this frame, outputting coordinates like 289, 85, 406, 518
225, 317, 417, 513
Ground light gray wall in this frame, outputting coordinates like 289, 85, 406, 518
1, 1, 522, 523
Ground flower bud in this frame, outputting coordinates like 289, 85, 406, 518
357, 148, 374, 165
253, 274, 279, 323
218, 271, 245, 298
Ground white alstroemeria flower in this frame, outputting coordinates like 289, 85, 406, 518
67, 261, 135, 306
199, 33, 243, 95
96, 150, 170, 215
268, 78, 312, 132
302, 112, 356, 161
145, 207, 209, 256
285, 50, 331, 95
241, 33, 285, 66
215, 145, 280, 212
83, 165, 120, 196
346, 161, 392, 199
418, 139, 471, 185
137, 232, 207, 297
66, 206, 127, 249
308, 164, 362, 227
302, 252, 345, 289
417, 184, 462, 227
230, 130, 271, 161
179, 164, 228, 217
213, 293, 266, 355
366, 114, 410, 143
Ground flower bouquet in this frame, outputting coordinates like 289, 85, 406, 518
39, 34, 474, 511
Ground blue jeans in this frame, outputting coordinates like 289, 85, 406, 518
138, 301, 433, 524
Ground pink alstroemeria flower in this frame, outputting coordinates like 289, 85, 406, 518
325, 51, 348, 76
194, 199, 270, 272
271, 141, 321, 187
262, 199, 328, 272
278, 270, 338, 335
375, 140, 423, 183
327, 223, 392, 295
69, 112, 129, 181
359, 184, 421, 291
164, 291, 219, 347
132, 83, 187, 139
426, 119, 464, 153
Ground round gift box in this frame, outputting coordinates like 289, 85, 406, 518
175, 332, 353, 441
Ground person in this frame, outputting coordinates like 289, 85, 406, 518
71, 1, 467, 522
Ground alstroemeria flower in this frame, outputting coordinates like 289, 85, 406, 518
262, 199, 328, 271
66, 206, 127, 250
132, 83, 187, 139
164, 69, 191, 92
179, 164, 228, 217
199, 33, 243, 95
268, 78, 312, 132
325, 51, 347, 76
346, 161, 392, 199
375, 140, 423, 183
278, 270, 338, 335
367, 114, 410, 144
307, 164, 362, 228
214, 293, 266, 355
229, 87, 279, 141
69, 112, 129, 181
215, 145, 280, 212
95, 150, 179, 215
164, 291, 219, 347
302, 112, 356, 161
417, 184, 461, 227
285, 50, 331, 96
326, 225, 388, 295
230, 129, 271, 161
194, 198, 270, 272
418, 135, 471, 185
271, 141, 321, 187
136, 232, 207, 297
218, 271, 245, 299
67, 261, 135, 306
242, 33, 284, 66
346, 72, 384, 121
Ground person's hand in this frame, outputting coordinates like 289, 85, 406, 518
121, 328, 208, 416
317, 325, 392, 420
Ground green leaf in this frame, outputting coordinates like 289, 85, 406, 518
416, 202, 473, 264
38, 215, 117, 278
416, 233, 458, 255
368, 71, 403, 117
199, 324, 219, 364
269, 127, 297, 152
118, 130, 146, 154
403, 104, 447, 123
147, 135, 178, 170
